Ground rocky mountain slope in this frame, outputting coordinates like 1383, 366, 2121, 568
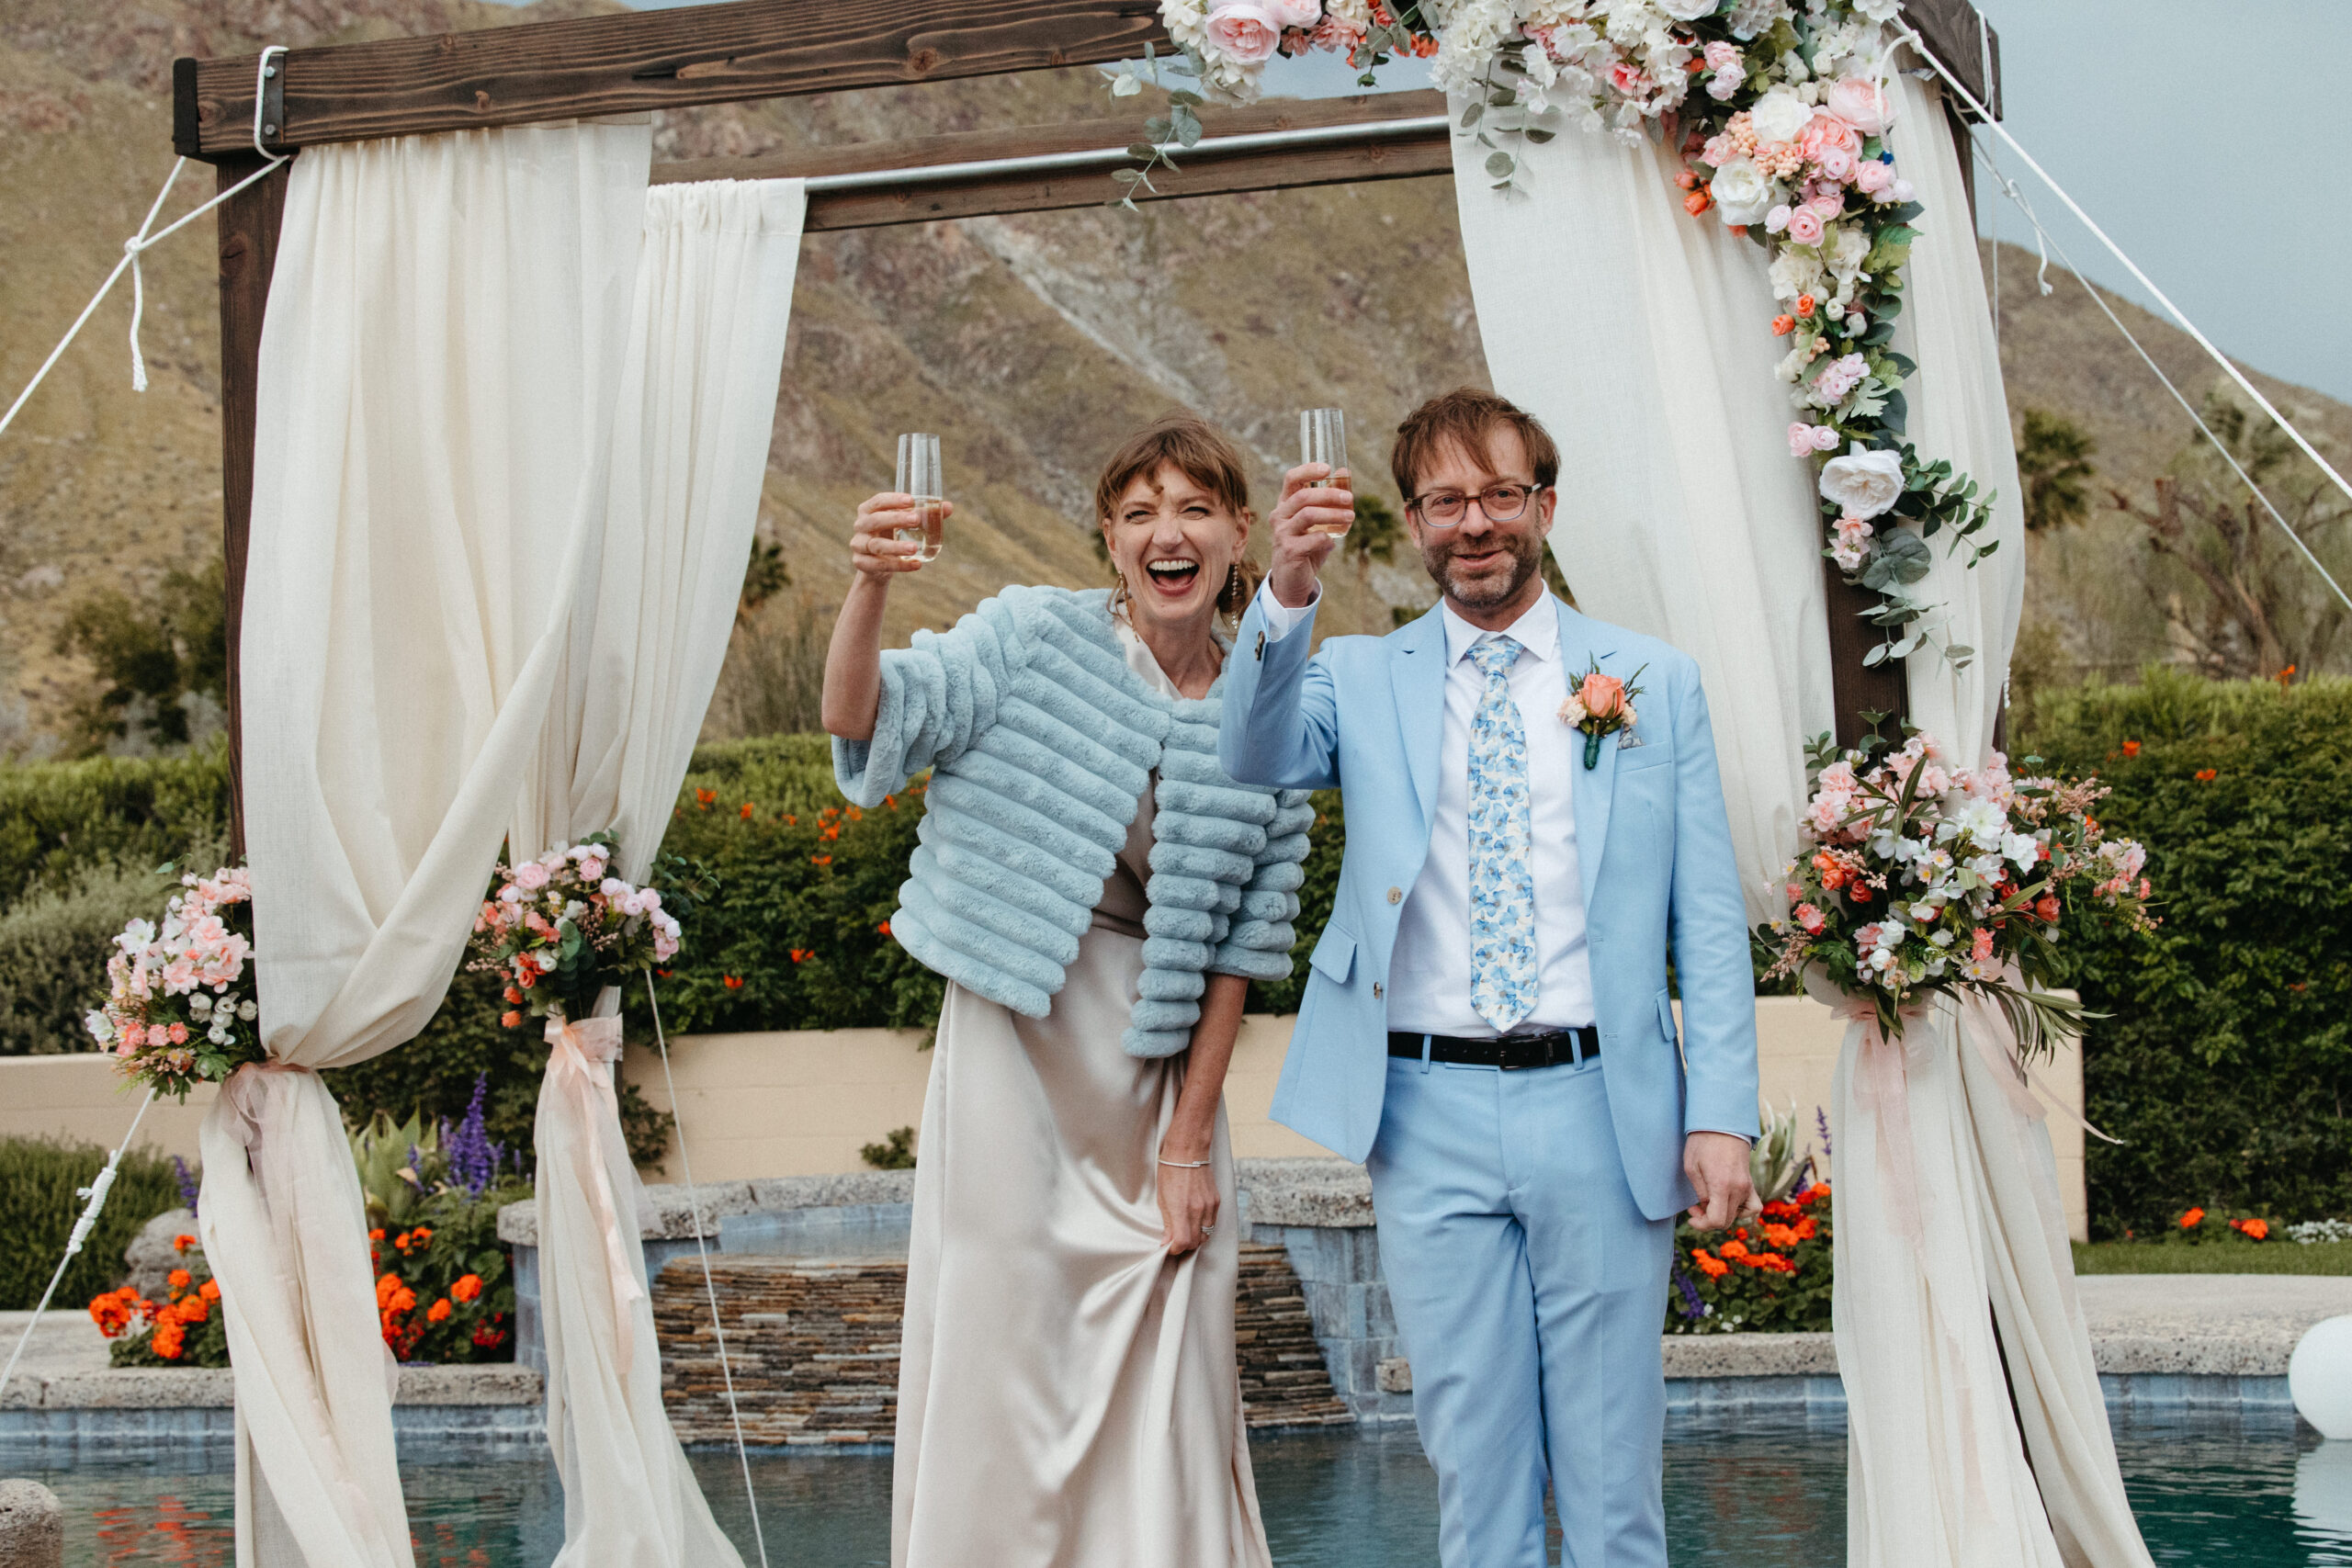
2, 0, 2344, 752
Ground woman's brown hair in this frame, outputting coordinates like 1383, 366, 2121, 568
1094, 412, 1261, 616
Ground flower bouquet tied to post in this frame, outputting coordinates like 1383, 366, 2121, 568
1757, 731, 2157, 1059
86, 865, 264, 1099
468, 832, 685, 1028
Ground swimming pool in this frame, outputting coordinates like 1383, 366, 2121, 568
10, 1411, 2345, 1565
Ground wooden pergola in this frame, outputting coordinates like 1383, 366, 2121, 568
172, 0, 2003, 844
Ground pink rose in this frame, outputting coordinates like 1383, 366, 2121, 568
1788, 423, 1820, 458
1703, 40, 1743, 73
1204, 3, 1282, 63
1826, 76, 1894, 137
1807, 192, 1844, 220
1796, 903, 1826, 933
1608, 60, 1651, 97
1764, 204, 1792, 234
1817, 146, 1855, 183
513, 862, 550, 891
1578, 672, 1628, 720
1784, 207, 1825, 245
1260, 0, 1319, 26
1797, 111, 1860, 163
1812, 425, 1841, 453
1854, 159, 1894, 197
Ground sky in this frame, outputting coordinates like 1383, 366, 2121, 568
557, 0, 2348, 402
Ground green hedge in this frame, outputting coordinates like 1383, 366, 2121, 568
0, 1137, 186, 1309
0, 748, 232, 906
2019, 671, 2352, 1237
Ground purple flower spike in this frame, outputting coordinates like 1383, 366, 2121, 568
1815, 1105, 1833, 1160
171, 1154, 200, 1219
445, 1072, 499, 1196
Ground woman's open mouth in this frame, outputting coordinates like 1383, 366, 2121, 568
1145, 558, 1202, 595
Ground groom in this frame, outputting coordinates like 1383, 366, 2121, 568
1220, 389, 1759, 1567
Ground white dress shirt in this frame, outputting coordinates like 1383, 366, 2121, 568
1258, 582, 1596, 1035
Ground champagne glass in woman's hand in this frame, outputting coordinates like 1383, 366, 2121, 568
850, 435, 954, 581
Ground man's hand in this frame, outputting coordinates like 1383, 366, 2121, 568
1683, 1132, 1759, 1233
1265, 462, 1351, 609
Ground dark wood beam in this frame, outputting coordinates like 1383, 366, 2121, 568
213, 153, 289, 855
653, 91, 1452, 229
175, 0, 1168, 160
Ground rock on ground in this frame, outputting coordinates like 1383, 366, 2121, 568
0, 1479, 62, 1568
123, 1208, 196, 1301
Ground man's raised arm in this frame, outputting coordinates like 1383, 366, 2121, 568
1219, 463, 1351, 790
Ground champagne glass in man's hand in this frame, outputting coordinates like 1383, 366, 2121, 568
850, 434, 954, 581
1299, 408, 1354, 536
1266, 415, 1355, 610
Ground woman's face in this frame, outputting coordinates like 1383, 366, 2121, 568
1101, 463, 1251, 637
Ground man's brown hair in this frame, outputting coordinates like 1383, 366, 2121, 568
1388, 387, 1561, 502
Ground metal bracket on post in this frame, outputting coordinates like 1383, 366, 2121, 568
256, 47, 288, 153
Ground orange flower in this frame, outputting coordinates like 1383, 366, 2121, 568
2194, 768, 2217, 783
1771, 315, 1795, 336
695, 789, 717, 807
2233, 1218, 2270, 1241
1805, 1181, 1831, 1202
152, 1322, 186, 1360
1691, 1249, 1729, 1280
2179, 1207, 2205, 1229
168, 1269, 193, 1290
172, 1234, 198, 1252
821, 823, 842, 841
846, 807, 864, 821
501, 1010, 523, 1029
2121, 740, 2141, 758
810, 855, 832, 866
1674, 169, 1699, 190
740, 802, 755, 819
1718, 1238, 1749, 1260
788, 950, 812, 964
451, 1274, 482, 1303
1577, 672, 1628, 721
877, 920, 893, 938
1761, 1224, 1801, 1250
200, 1280, 220, 1303
723, 975, 745, 989
1796, 293, 1816, 317
427, 1299, 454, 1324
409, 1227, 433, 1245
785, 814, 798, 826
884, 795, 898, 810
1683, 189, 1712, 216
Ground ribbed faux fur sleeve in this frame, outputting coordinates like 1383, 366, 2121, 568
1207, 788, 1315, 981
833, 595, 1020, 807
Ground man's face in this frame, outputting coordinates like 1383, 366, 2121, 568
1407, 427, 1556, 615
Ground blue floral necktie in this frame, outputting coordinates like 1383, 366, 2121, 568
1467, 636, 1538, 1033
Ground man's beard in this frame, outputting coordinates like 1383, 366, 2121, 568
1423, 529, 1545, 611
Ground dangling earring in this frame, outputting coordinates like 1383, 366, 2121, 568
1224, 564, 1242, 612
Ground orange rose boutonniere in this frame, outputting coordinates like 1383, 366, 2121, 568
1559, 661, 1647, 769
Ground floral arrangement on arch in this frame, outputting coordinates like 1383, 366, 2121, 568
1756, 730, 2157, 1055
1138, 0, 1997, 669
469, 832, 687, 1029
85, 865, 264, 1100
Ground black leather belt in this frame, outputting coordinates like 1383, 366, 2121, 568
1386, 1027, 1601, 1070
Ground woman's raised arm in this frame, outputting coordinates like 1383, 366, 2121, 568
821, 492, 952, 741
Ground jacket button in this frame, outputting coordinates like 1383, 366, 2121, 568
1386, 886, 1401, 904
1373, 982, 1384, 999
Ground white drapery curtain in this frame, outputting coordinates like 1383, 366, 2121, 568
522, 177, 806, 1568
1448, 89, 1836, 921
1829, 66, 2148, 1568
1449, 53, 2146, 1568
206, 120, 652, 1568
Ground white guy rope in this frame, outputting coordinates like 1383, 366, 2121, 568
0, 1087, 159, 1402
1970, 141, 2352, 622
0, 47, 289, 439
1902, 28, 2352, 518
644, 975, 769, 1568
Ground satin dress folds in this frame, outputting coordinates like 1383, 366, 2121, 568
890, 625, 1273, 1568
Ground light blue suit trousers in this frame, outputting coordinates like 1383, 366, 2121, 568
1219, 593, 1758, 1568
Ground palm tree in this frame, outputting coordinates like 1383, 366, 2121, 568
2015, 407, 2098, 534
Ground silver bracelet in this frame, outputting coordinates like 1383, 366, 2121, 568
1158, 1157, 1212, 1169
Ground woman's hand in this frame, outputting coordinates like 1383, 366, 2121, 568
1158, 1157, 1220, 1257
851, 491, 954, 581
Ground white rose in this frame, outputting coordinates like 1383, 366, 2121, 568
1749, 87, 1810, 144
1818, 444, 1905, 520
1707, 158, 1776, 225
1656, 0, 1721, 18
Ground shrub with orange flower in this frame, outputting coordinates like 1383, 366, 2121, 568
1668, 1180, 1835, 1335
95, 1247, 229, 1368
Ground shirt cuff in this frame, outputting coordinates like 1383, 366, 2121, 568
1255, 578, 1320, 641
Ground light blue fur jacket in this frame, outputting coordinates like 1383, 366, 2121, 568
834, 585, 1314, 1057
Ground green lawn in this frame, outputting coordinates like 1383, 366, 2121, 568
2072, 1241, 2352, 1276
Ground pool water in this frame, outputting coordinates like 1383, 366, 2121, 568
11, 1412, 2347, 1566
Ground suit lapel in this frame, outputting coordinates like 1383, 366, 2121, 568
1390, 604, 1448, 832
1558, 600, 1617, 917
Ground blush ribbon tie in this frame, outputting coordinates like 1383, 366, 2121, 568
220, 1058, 318, 1158
546, 1014, 647, 1369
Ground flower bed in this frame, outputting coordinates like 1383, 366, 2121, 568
1668, 1181, 1834, 1334
92, 1232, 226, 1367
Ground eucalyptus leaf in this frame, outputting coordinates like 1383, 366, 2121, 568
1169, 90, 1204, 107
1486, 151, 1515, 179
1525, 128, 1556, 143
1461, 102, 1485, 128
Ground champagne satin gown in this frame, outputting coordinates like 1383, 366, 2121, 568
889, 625, 1272, 1568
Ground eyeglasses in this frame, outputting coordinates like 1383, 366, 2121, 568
1408, 484, 1539, 530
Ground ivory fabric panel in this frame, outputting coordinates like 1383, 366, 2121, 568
1447, 96, 1836, 923
519, 176, 807, 1568
209, 121, 652, 1565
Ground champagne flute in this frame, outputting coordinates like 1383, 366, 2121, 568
895, 433, 945, 565
1300, 408, 1353, 536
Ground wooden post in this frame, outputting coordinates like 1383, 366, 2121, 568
212, 153, 289, 857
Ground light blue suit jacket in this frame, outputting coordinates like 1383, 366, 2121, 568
1217, 592, 1759, 1221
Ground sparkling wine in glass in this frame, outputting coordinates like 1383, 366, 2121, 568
895, 432, 945, 565
1300, 408, 1353, 536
